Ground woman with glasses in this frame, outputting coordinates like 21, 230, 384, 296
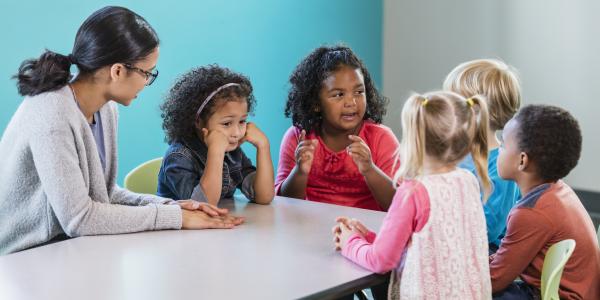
0, 6, 243, 255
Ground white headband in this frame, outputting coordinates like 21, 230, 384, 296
195, 83, 241, 121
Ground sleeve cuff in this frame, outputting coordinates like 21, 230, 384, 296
341, 232, 367, 257
154, 204, 183, 230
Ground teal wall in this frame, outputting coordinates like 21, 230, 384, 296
0, 1, 382, 184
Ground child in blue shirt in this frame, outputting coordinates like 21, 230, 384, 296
444, 59, 522, 251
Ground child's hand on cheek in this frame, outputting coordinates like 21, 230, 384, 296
240, 122, 269, 149
347, 135, 375, 175
202, 128, 229, 153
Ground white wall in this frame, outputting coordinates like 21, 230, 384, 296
383, 0, 600, 192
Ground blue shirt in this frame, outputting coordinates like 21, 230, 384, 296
89, 111, 105, 171
157, 139, 256, 202
460, 148, 521, 246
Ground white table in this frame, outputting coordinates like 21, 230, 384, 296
0, 196, 387, 300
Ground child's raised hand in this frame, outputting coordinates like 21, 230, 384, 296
202, 128, 229, 153
295, 130, 318, 175
347, 135, 375, 175
240, 122, 269, 149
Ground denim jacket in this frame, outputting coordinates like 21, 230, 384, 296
157, 138, 256, 202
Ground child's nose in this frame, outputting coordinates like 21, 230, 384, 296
231, 125, 242, 138
344, 95, 357, 107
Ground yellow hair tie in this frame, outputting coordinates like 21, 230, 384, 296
422, 97, 429, 107
466, 98, 475, 107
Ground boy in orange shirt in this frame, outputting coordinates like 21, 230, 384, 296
490, 104, 600, 299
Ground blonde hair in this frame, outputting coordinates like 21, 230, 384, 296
443, 59, 521, 130
394, 91, 492, 200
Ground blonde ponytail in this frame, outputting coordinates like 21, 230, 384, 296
467, 96, 492, 201
394, 94, 427, 185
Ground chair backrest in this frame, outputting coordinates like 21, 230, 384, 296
124, 158, 163, 194
541, 239, 576, 300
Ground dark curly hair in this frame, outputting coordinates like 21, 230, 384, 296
514, 104, 582, 181
160, 65, 255, 144
285, 45, 388, 131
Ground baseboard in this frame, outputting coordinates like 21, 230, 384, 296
575, 189, 600, 213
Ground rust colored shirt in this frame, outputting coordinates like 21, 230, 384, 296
490, 180, 600, 299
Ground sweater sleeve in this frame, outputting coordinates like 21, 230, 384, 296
109, 184, 174, 206
29, 123, 182, 237
489, 208, 553, 292
341, 180, 430, 273
275, 127, 300, 195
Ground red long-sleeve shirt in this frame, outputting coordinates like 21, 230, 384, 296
275, 121, 400, 211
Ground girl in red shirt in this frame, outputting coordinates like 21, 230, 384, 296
275, 45, 399, 211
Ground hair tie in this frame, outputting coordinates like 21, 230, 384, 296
67, 54, 77, 65
421, 97, 429, 107
195, 83, 241, 122
466, 98, 475, 107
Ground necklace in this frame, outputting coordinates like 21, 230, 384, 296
68, 84, 94, 124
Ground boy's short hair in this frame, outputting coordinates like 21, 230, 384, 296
444, 59, 521, 130
515, 105, 582, 181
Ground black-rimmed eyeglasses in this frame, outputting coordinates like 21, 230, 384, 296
123, 63, 159, 86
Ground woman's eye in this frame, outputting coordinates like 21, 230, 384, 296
332, 92, 343, 99
222, 122, 231, 127
356, 90, 365, 95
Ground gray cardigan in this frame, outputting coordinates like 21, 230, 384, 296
0, 85, 182, 255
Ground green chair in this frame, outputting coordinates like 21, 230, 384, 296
540, 239, 576, 300
124, 158, 163, 194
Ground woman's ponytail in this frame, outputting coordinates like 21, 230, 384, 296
13, 6, 159, 97
14, 50, 72, 96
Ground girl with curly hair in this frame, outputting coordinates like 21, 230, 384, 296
275, 45, 399, 211
158, 65, 274, 206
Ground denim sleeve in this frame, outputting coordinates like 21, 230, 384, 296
237, 150, 257, 202
160, 152, 208, 202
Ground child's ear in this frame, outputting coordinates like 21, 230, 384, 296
518, 152, 529, 171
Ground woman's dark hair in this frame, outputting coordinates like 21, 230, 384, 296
284, 45, 388, 131
14, 6, 159, 96
160, 65, 256, 144
514, 104, 582, 181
